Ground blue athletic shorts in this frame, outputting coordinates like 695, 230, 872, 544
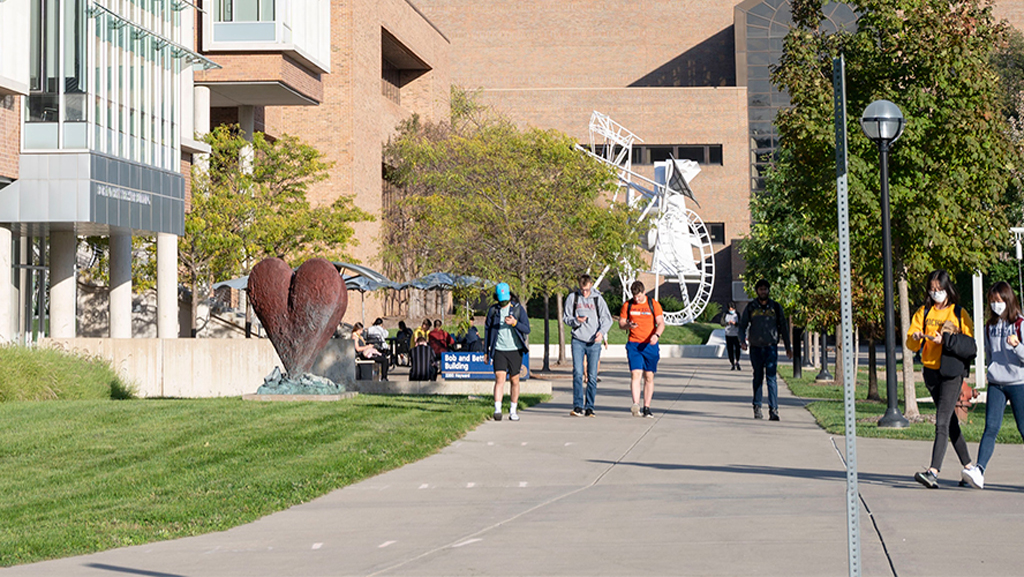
626, 341, 660, 373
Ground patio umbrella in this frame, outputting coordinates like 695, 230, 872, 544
345, 276, 397, 325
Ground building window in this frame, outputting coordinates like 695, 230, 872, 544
707, 222, 726, 245
586, 144, 724, 166
215, 0, 275, 22
382, 58, 401, 104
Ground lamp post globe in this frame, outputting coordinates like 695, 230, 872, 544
860, 99, 905, 147
862, 99, 910, 429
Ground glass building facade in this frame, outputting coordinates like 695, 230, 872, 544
736, 0, 857, 193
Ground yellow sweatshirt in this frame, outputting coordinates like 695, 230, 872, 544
905, 304, 974, 370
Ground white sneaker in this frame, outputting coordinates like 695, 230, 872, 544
631, 403, 641, 417
509, 413, 520, 421
961, 465, 984, 489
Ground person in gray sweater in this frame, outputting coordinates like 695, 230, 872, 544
961, 281, 1024, 489
563, 274, 613, 417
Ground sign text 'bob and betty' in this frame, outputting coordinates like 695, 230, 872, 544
441, 352, 530, 380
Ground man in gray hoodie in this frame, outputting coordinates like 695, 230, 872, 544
563, 274, 613, 417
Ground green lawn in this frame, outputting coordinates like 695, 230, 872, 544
780, 363, 1018, 443
0, 394, 547, 567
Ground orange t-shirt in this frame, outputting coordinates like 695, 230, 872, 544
621, 298, 663, 343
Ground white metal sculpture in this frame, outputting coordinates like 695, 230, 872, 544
581, 111, 715, 325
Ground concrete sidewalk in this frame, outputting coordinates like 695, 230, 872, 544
9, 357, 1024, 576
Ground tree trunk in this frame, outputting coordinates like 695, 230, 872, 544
835, 323, 844, 388
853, 326, 860, 379
899, 276, 919, 418
556, 291, 566, 365
867, 334, 881, 401
190, 274, 199, 338
543, 293, 551, 372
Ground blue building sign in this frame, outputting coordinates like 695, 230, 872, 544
441, 352, 530, 380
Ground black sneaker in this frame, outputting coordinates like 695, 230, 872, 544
585, 408, 595, 417
493, 412, 502, 421
769, 409, 780, 421
914, 470, 939, 489
570, 407, 584, 417
754, 406, 763, 419
642, 406, 654, 418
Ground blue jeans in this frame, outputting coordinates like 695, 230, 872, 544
977, 383, 1024, 471
571, 338, 601, 410
749, 345, 778, 410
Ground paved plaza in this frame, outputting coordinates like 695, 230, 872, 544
8, 356, 1024, 576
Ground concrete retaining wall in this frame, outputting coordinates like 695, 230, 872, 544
41, 337, 360, 398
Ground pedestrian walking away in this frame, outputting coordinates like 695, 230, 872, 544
738, 279, 792, 421
723, 301, 742, 370
619, 280, 665, 418
484, 282, 530, 422
564, 274, 613, 417
906, 269, 977, 489
961, 281, 1024, 490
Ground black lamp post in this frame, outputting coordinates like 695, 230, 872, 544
861, 99, 910, 429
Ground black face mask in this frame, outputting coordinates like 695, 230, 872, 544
499, 300, 510, 307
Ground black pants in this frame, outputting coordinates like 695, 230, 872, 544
923, 367, 971, 471
726, 336, 741, 364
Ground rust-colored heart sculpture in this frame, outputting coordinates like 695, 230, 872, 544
247, 258, 348, 376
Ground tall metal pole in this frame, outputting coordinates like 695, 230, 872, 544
877, 141, 909, 428
834, 55, 861, 577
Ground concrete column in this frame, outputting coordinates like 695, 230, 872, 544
49, 231, 77, 338
194, 86, 210, 136
238, 105, 254, 141
0, 226, 11, 343
157, 232, 178, 338
109, 231, 132, 338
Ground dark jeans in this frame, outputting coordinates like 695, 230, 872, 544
923, 367, 971, 472
977, 383, 1024, 471
749, 345, 778, 409
726, 336, 741, 364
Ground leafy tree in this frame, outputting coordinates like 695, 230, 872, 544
382, 88, 641, 304
181, 126, 371, 335
744, 0, 1023, 410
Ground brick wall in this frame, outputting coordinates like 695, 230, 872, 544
263, 0, 450, 322
0, 95, 19, 180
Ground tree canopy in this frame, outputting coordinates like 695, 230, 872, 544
742, 0, 1023, 328
181, 126, 370, 332
382, 88, 641, 301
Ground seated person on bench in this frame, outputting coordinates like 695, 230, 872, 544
351, 322, 388, 380
409, 336, 437, 381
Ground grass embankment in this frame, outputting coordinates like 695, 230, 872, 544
0, 343, 550, 566
0, 345, 135, 401
781, 362, 1017, 443
0, 393, 547, 567
527, 319, 717, 345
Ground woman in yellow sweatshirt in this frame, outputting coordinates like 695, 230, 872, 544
905, 269, 977, 488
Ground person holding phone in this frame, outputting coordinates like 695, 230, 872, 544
564, 274, 613, 417
484, 282, 531, 421
906, 269, 976, 489
619, 280, 665, 418
738, 279, 792, 421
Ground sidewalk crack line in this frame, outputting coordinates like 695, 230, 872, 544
365, 369, 694, 576
830, 436, 899, 577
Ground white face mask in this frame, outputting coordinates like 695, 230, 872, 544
929, 290, 947, 304
991, 301, 1007, 316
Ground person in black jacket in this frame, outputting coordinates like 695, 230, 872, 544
738, 279, 792, 421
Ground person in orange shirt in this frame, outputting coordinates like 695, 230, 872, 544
906, 269, 977, 489
618, 280, 665, 418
